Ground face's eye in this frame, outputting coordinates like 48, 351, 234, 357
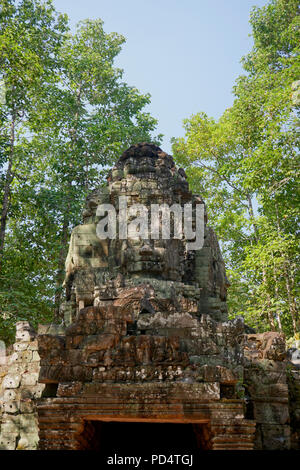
79, 245, 93, 258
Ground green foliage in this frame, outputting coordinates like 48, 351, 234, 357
0, 0, 162, 342
173, 0, 299, 338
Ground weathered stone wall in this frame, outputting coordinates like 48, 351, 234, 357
0, 351, 8, 437
287, 365, 300, 449
0, 322, 44, 450
243, 332, 291, 450
1, 320, 298, 451
37, 302, 244, 393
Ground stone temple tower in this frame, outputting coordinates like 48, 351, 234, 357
61, 142, 229, 326
0, 144, 298, 451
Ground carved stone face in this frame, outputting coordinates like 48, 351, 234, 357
105, 145, 188, 282
117, 237, 183, 281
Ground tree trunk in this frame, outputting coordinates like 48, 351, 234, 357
0, 117, 15, 271
272, 257, 282, 332
248, 198, 275, 331
275, 206, 298, 334
262, 265, 276, 331
53, 217, 69, 321
53, 86, 82, 321
284, 268, 298, 335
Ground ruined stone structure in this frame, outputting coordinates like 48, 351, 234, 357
0, 143, 299, 450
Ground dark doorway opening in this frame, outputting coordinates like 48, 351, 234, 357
77, 421, 210, 451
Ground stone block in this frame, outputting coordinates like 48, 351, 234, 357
254, 402, 290, 425
8, 352, 18, 364
200, 365, 238, 384
66, 349, 82, 365
189, 355, 224, 367
37, 323, 66, 336
19, 399, 35, 413
259, 424, 291, 450
27, 362, 40, 373
16, 321, 32, 331
39, 365, 61, 383
16, 350, 33, 363
244, 362, 287, 385
3, 389, 18, 402
3, 400, 19, 414
0, 433, 17, 450
181, 336, 220, 355
2, 374, 21, 389
19, 413, 37, 432
1, 413, 20, 425
0, 420, 20, 434
65, 335, 84, 349
16, 433, 39, 450
15, 322, 36, 342
32, 351, 40, 362
83, 334, 117, 352
38, 334, 65, 358
20, 383, 45, 399
15, 330, 35, 342
28, 340, 39, 351
21, 372, 39, 386
250, 383, 289, 399
5, 363, 24, 374
13, 342, 28, 352
71, 365, 93, 382
57, 382, 82, 397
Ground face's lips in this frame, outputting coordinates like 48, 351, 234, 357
128, 260, 163, 273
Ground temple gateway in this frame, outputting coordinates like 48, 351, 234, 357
0, 143, 299, 450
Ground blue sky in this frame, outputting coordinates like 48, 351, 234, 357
53, 0, 268, 153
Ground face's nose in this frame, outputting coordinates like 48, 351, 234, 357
139, 242, 154, 257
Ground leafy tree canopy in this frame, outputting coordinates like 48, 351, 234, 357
0, 0, 162, 341
172, 0, 299, 338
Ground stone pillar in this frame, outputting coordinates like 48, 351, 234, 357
0, 322, 44, 450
